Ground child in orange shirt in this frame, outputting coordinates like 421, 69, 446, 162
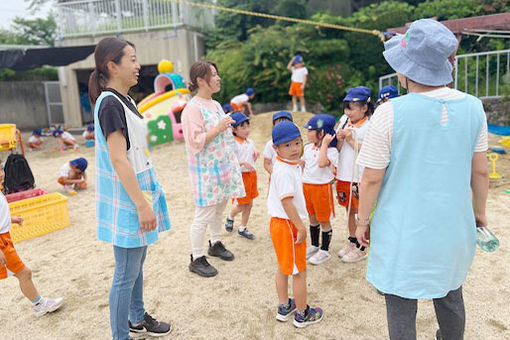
268, 121, 323, 328
0, 159, 63, 317
225, 112, 259, 240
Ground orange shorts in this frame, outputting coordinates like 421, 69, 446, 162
231, 102, 245, 112
289, 81, 304, 97
303, 182, 335, 223
336, 180, 359, 211
234, 171, 258, 205
270, 217, 306, 275
0, 232, 25, 280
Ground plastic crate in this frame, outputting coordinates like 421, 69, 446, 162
5, 188, 48, 203
0, 124, 16, 151
8, 193, 70, 243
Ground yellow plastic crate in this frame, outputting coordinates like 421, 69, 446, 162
8, 193, 70, 243
0, 124, 17, 151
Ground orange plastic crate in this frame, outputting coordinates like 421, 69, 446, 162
8, 193, 70, 243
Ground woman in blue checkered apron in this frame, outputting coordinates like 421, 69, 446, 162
89, 37, 171, 340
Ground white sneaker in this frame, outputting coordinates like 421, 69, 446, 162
306, 245, 319, 260
300, 106, 307, 113
341, 247, 367, 263
33, 297, 64, 317
309, 249, 332, 265
292, 106, 298, 112
337, 242, 356, 258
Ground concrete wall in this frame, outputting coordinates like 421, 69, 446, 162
56, 28, 205, 128
0, 81, 48, 130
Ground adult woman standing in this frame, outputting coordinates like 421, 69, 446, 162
182, 60, 245, 277
355, 19, 489, 339
89, 37, 171, 340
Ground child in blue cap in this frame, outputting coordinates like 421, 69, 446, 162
82, 124, 95, 141
225, 112, 259, 240
53, 129, 79, 152
286, 54, 308, 112
27, 129, 44, 151
302, 114, 338, 265
57, 157, 88, 195
222, 103, 234, 115
268, 120, 323, 328
377, 85, 399, 104
230, 88, 255, 117
263, 111, 294, 175
335, 86, 373, 263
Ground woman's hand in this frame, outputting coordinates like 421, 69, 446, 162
216, 117, 235, 133
137, 203, 157, 231
11, 216, 23, 226
355, 225, 370, 247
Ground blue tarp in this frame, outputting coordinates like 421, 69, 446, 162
488, 124, 510, 136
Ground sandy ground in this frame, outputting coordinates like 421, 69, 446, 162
1, 112, 509, 340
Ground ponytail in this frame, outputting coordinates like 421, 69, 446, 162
88, 69, 106, 104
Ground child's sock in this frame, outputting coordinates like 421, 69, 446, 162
292, 105, 298, 112
300, 106, 306, 113
238, 225, 246, 232
32, 296, 42, 305
310, 224, 320, 247
296, 305, 310, 317
320, 229, 332, 251
278, 299, 291, 310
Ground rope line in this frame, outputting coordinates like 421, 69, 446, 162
170, 0, 385, 42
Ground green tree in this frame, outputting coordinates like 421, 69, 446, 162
10, 15, 56, 46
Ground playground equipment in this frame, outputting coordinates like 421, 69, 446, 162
499, 136, 510, 148
138, 59, 190, 146
488, 153, 501, 179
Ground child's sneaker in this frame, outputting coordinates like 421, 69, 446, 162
306, 245, 319, 260
337, 242, 356, 258
33, 297, 64, 317
129, 312, 172, 337
309, 249, 331, 265
293, 305, 324, 328
225, 217, 234, 232
341, 247, 367, 262
238, 227, 255, 240
276, 298, 296, 322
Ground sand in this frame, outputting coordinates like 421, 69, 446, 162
1, 112, 509, 340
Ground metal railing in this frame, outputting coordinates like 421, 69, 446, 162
55, 0, 215, 38
379, 49, 510, 99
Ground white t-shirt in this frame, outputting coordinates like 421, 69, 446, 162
291, 67, 308, 83
28, 135, 43, 144
82, 130, 93, 139
231, 93, 250, 104
336, 115, 370, 183
0, 193, 11, 234
234, 137, 256, 172
61, 131, 76, 141
58, 162, 71, 178
357, 88, 489, 170
268, 157, 307, 220
263, 140, 277, 166
302, 143, 338, 184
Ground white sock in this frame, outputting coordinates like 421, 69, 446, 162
292, 105, 298, 112
238, 226, 246, 232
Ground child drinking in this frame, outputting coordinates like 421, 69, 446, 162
268, 121, 323, 328
225, 112, 259, 240
302, 114, 338, 265
1, 159, 63, 317
57, 157, 88, 194
335, 86, 373, 262
263, 111, 293, 175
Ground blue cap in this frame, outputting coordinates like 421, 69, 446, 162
272, 111, 293, 123
344, 86, 371, 102
223, 103, 233, 112
378, 85, 399, 101
52, 129, 63, 137
272, 121, 301, 146
231, 112, 249, 128
33, 129, 41, 136
70, 157, 88, 172
304, 113, 338, 147
87, 124, 94, 132
294, 54, 303, 64
246, 88, 255, 96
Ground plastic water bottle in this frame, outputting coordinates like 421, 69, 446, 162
476, 226, 499, 252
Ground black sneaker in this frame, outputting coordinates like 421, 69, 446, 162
225, 217, 234, 232
208, 240, 235, 261
189, 255, 218, 277
129, 312, 172, 337
238, 228, 255, 240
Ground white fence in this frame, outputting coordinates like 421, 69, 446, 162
56, 0, 215, 38
379, 49, 510, 99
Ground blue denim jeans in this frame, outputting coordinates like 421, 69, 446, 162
109, 246, 147, 340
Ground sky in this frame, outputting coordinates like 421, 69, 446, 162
0, 0, 52, 30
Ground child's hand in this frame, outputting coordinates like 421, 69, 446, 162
0, 251, 6, 266
323, 133, 335, 146
298, 159, 305, 169
217, 117, 235, 132
11, 216, 23, 226
243, 163, 255, 172
295, 228, 306, 244
253, 150, 260, 161
343, 129, 353, 141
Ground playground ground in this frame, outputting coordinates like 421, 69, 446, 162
1, 112, 509, 339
